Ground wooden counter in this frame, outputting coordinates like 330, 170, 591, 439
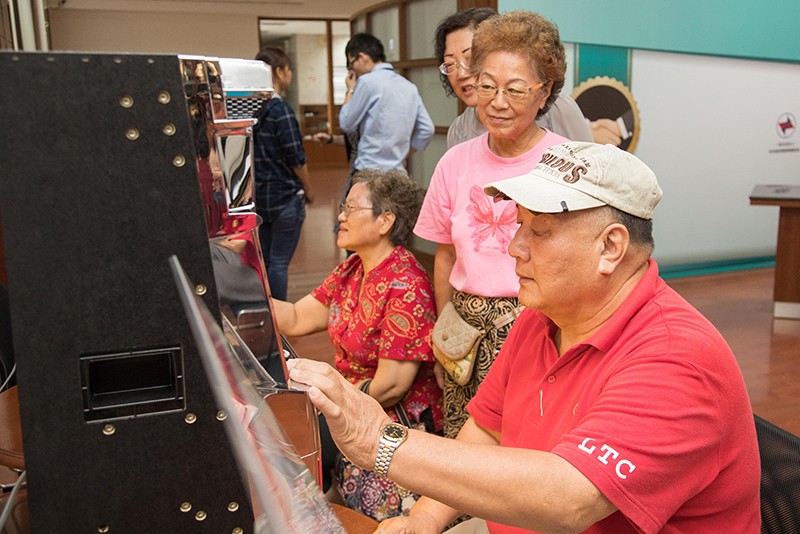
750, 184, 800, 319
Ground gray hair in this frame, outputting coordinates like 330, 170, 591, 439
351, 169, 425, 246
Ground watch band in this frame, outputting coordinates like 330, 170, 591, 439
374, 422, 408, 477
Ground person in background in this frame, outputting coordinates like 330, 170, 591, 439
272, 169, 442, 521
415, 11, 569, 439
253, 46, 312, 301
434, 7, 593, 149
339, 33, 435, 174
287, 142, 761, 534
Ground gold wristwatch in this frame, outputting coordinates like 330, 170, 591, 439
374, 422, 408, 477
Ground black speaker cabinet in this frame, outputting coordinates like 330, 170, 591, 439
0, 52, 254, 532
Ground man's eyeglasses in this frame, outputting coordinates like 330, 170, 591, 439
338, 202, 374, 217
346, 54, 360, 71
438, 60, 469, 76
474, 81, 545, 101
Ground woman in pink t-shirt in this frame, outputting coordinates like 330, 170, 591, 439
416, 11, 570, 439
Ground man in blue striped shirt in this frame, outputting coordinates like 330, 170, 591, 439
340, 33, 435, 174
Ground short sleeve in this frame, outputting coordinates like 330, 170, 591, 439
414, 159, 454, 244
311, 258, 353, 306
466, 311, 533, 432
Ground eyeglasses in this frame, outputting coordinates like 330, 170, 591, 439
474, 81, 545, 101
338, 202, 373, 217
346, 54, 360, 71
438, 60, 469, 76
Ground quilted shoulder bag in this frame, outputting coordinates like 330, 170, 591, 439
431, 302, 484, 386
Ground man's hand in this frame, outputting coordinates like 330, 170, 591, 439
345, 69, 357, 91
287, 359, 390, 468
375, 511, 441, 533
312, 132, 332, 146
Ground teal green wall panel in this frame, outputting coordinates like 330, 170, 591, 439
575, 45, 630, 86
500, 0, 800, 62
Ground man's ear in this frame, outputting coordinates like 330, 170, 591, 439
359, 53, 376, 72
598, 223, 629, 275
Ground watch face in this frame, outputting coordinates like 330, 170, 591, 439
384, 424, 406, 439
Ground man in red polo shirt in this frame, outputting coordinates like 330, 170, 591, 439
288, 142, 761, 533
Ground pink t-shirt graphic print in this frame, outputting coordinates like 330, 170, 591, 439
414, 130, 568, 297
466, 185, 518, 254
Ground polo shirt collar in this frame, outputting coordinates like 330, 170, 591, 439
586, 258, 660, 354
528, 259, 660, 362
372, 63, 394, 73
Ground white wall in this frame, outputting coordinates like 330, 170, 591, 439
293, 34, 350, 106
295, 34, 328, 105
49, 9, 259, 59
629, 50, 800, 265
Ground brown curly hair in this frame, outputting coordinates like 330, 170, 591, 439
470, 11, 566, 118
351, 169, 425, 247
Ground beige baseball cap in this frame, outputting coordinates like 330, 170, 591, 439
484, 142, 662, 219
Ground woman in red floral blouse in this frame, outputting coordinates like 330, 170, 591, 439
273, 169, 441, 521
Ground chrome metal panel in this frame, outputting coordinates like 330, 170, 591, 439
181, 56, 315, 483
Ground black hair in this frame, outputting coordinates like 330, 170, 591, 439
433, 8, 497, 97
607, 206, 655, 253
345, 33, 386, 63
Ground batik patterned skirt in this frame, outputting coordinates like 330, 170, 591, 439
442, 290, 520, 439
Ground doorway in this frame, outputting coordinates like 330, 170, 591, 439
258, 18, 351, 141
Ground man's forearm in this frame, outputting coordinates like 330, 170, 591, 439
386, 421, 615, 532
